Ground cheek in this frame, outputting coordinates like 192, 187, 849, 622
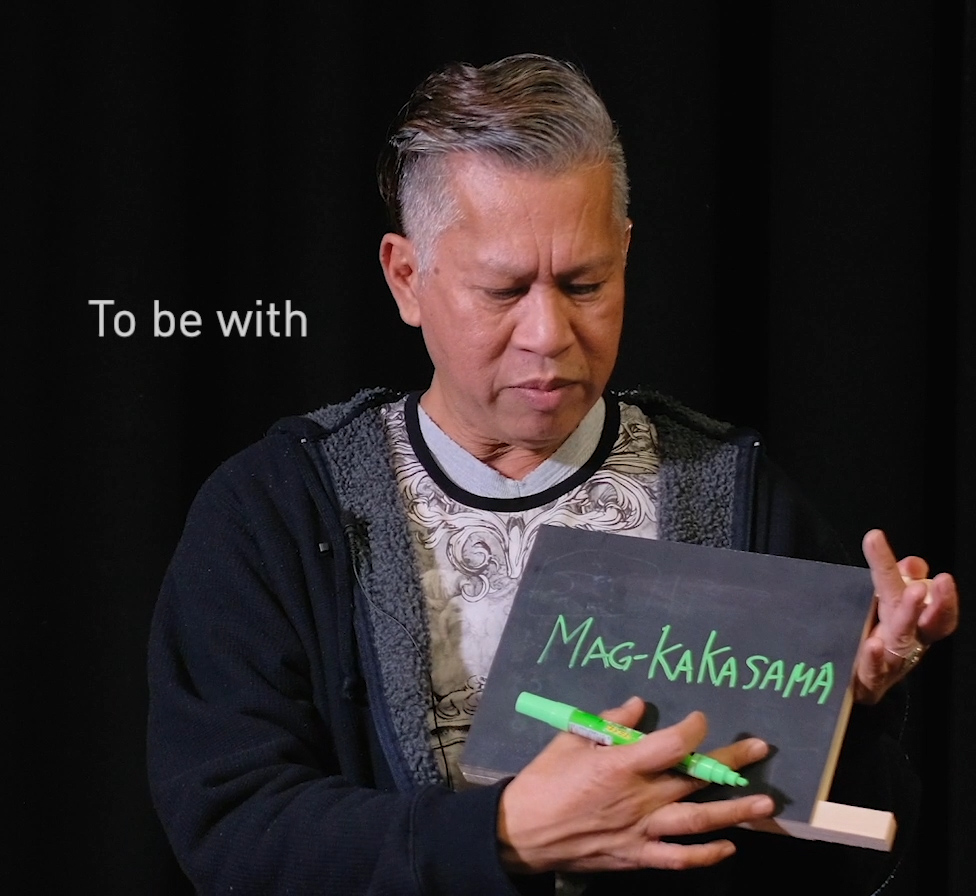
444, 309, 514, 362
581, 299, 625, 356
422, 312, 507, 372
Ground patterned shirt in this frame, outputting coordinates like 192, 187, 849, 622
383, 394, 660, 789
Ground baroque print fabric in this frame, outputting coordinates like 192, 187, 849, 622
383, 399, 661, 787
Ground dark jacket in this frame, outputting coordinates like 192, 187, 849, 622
147, 388, 918, 895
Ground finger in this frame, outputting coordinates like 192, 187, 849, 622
897, 555, 929, 580
595, 711, 710, 803
702, 734, 769, 775
632, 723, 767, 808
530, 696, 650, 762
643, 793, 775, 843
862, 529, 906, 605
917, 571, 960, 641
598, 695, 651, 730
623, 710, 709, 775
636, 838, 737, 871
883, 580, 929, 649
597, 706, 768, 777
863, 530, 932, 649
656, 736, 769, 807
853, 635, 889, 703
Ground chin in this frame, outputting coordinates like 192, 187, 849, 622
509, 413, 580, 451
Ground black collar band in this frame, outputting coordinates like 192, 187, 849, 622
403, 391, 621, 512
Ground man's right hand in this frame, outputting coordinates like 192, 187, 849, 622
496, 697, 774, 874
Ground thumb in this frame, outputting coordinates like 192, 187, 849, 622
897, 555, 929, 580
597, 695, 647, 730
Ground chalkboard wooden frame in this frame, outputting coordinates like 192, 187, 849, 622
459, 525, 894, 850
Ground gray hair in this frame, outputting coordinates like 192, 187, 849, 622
377, 53, 630, 270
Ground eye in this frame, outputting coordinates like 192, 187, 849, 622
484, 286, 528, 301
562, 282, 603, 298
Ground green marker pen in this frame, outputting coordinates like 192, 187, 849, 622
515, 691, 749, 787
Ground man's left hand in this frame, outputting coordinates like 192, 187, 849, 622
854, 528, 959, 704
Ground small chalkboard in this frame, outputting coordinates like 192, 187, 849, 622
460, 525, 894, 850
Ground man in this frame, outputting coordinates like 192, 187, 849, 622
147, 54, 958, 894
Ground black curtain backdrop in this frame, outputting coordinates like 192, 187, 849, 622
10, 3, 974, 893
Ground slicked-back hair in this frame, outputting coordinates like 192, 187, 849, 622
377, 53, 630, 270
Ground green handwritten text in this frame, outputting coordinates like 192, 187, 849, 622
536, 615, 835, 704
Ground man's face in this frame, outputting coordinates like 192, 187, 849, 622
383, 154, 630, 473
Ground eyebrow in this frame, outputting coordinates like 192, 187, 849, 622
473, 255, 617, 281
556, 258, 616, 279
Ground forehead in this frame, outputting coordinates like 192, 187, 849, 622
437, 155, 622, 269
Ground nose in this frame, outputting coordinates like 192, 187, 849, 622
513, 285, 575, 358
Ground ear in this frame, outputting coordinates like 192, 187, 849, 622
623, 218, 633, 261
379, 233, 422, 327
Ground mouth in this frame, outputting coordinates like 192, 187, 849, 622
510, 378, 575, 392
508, 379, 580, 412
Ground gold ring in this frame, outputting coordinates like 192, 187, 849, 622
884, 639, 926, 671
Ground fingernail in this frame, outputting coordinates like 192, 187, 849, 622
747, 738, 769, 761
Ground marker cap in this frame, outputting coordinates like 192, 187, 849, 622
515, 692, 575, 732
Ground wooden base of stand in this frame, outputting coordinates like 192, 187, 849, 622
743, 800, 896, 851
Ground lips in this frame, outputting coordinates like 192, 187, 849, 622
510, 377, 575, 392
509, 379, 580, 412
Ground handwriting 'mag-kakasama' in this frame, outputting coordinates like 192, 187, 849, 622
537, 615, 836, 704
